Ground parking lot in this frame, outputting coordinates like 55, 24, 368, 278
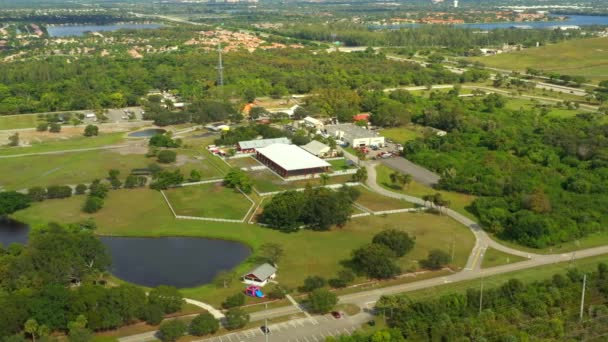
197, 313, 372, 342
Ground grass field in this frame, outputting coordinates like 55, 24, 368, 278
0, 132, 126, 156
355, 186, 414, 212
481, 247, 527, 269
250, 169, 354, 194
164, 183, 253, 220
0, 114, 44, 130
375, 164, 477, 220
12, 188, 474, 306
328, 158, 356, 171
380, 125, 424, 144
469, 37, 608, 83
226, 156, 262, 168
505, 98, 581, 118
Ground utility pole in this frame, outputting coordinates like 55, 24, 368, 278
580, 274, 587, 322
450, 237, 455, 262
265, 302, 269, 342
479, 277, 484, 315
216, 43, 224, 88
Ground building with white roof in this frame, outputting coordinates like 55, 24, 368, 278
237, 137, 291, 152
325, 123, 385, 148
301, 140, 331, 158
255, 144, 330, 177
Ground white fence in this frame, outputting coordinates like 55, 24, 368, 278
256, 182, 361, 197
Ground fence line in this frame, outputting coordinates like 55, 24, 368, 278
160, 190, 178, 218
351, 213, 372, 218
175, 215, 243, 223
238, 187, 257, 223
257, 182, 361, 197
179, 179, 223, 186
372, 207, 426, 215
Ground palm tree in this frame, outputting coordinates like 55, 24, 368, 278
320, 173, 330, 186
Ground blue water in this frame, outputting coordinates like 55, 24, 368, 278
47, 23, 163, 37
374, 15, 608, 30
128, 128, 166, 138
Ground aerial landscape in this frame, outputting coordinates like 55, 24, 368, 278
0, 0, 607, 341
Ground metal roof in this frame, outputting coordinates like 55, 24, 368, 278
243, 263, 277, 281
301, 140, 330, 156
257, 144, 331, 171
325, 124, 381, 140
238, 137, 291, 150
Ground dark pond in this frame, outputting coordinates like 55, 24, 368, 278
47, 23, 164, 37
0, 220, 251, 288
128, 128, 166, 138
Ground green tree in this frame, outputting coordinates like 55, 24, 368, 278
222, 293, 245, 309
8, 133, 19, 147
49, 123, 61, 133
352, 167, 368, 182
157, 150, 177, 164
36, 122, 49, 132
319, 173, 330, 186
82, 196, 104, 213
0, 191, 31, 215
308, 288, 338, 314
75, 184, 87, 195
188, 313, 219, 336
212, 271, 234, 289
149, 286, 183, 314
189, 169, 202, 182
83, 125, 99, 137
124, 175, 138, 188
389, 172, 412, 189
150, 170, 184, 190
301, 276, 326, 292
372, 230, 415, 257
223, 168, 252, 194
141, 304, 164, 325
158, 320, 186, 342
225, 308, 249, 330
24, 319, 40, 342
27, 187, 47, 202
352, 243, 400, 279
259, 242, 283, 266
421, 249, 451, 270
68, 315, 92, 342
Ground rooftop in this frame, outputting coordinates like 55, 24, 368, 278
325, 123, 382, 140
301, 140, 330, 156
238, 137, 291, 150
243, 263, 277, 281
257, 144, 331, 171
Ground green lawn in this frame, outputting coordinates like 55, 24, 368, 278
469, 37, 608, 83
250, 169, 355, 194
355, 186, 414, 212
328, 158, 356, 171
375, 164, 477, 220
164, 183, 253, 220
380, 125, 424, 144
12, 188, 475, 306
226, 156, 262, 168
0, 114, 43, 130
505, 98, 582, 118
0, 132, 126, 156
481, 247, 527, 269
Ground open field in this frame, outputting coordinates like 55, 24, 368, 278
0, 114, 44, 130
0, 132, 127, 156
355, 186, 414, 212
481, 247, 527, 269
328, 158, 356, 171
505, 98, 582, 118
225, 156, 262, 168
12, 188, 475, 306
469, 37, 608, 83
380, 125, 424, 144
250, 169, 354, 194
164, 183, 253, 220
375, 164, 477, 220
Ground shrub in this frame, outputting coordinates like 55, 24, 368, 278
89, 180, 109, 198
75, 184, 87, 195
352, 243, 400, 279
149, 286, 183, 314
157, 150, 177, 164
27, 187, 47, 202
420, 249, 451, 270
82, 196, 104, 213
141, 304, 164, 325
268, 285, 288, 300
223, 168, 252, 194
36, 122, 49, 132
225, 308, 249, 330
46, 185, 73, 199
158, 320, 186, 342
188, 313, 219, 336
308, 288, 338, 314
83, 125, 99, 137
222, 293, 245, 309
300, 276, 326, 292
372, 229, 415, 257
49, 122, 61, 133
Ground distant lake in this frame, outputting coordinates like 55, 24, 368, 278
0, 219, 251, 288
47, 23, 164, 37
373, 15, 608, 30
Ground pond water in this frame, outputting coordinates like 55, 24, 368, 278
128, 128, 166, 138
373, 14, 608, 30
0, 220, 251, 288
47, 23, 164, 37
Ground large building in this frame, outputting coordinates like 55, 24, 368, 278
256, 143, 331, 178
325, 123, 385, 148
237, 137, 291, 153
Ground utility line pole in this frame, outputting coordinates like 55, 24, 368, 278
265, 302, 269, 342
479, 277, 484, 315
580, 274, 587, 322
217, 43, 224, 88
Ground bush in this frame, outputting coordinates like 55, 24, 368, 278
308, 288, 338, 314
223, 168, 252, 194
420, 249, 451, 270
46, 185, 73, 199
188, 313, 219, 336
352, 243, 400, 279
372, 229, 415, 257
300, 276, 327, 292
329, 269, 355, 288
150, 134, 181, 148
158, 320, 186, 342
149, 286, 183, 314
83, 125, 99, 137
141, 304, 164, 325
157, 150, 177, 164
82, 196, 104, 213
27, 187, 47, 202
150, 170, 184, 190
222, 293, 245, 309
89, 180, 109, 198
225, 308, 249, 330
75, 184, 87, 195
49, 122, 61, 133
268, 285, 288, 300
36, 122, 49, 132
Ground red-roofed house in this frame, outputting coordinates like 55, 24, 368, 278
353, 113, 370, 122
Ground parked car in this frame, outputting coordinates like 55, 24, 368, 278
260, 325, 270, 334
331, 311, 342, 319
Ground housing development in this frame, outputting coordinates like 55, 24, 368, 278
0, 0, 608, 341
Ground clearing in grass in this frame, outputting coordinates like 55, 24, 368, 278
481, 247, 527, 269
164, 183, 253, 220
355, 186, 414, 212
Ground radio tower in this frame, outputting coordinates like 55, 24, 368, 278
216, 43, 224, 87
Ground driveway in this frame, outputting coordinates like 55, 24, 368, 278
381, 157, 440, 187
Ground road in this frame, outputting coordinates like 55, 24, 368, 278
380, 157, 440, 187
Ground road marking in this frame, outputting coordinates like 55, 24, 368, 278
312, 335, 319, 342
327, 331, 335, 337
319, 332, 326, 338
304, 337, 311, 342
344, 328, 351, 335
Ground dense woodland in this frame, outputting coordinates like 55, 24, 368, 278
330, 264, 608, 341
401, 91, 608, 248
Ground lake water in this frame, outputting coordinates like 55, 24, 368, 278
128, 128, 167, 138
374, 15, 608, 30
47, 23, 164, 37
0, 220, 251, 288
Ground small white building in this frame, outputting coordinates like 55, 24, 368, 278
242, 263, 277, 287
301, 140, 331, 157
303, 116, 324, 130
325, 123, 385, 148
